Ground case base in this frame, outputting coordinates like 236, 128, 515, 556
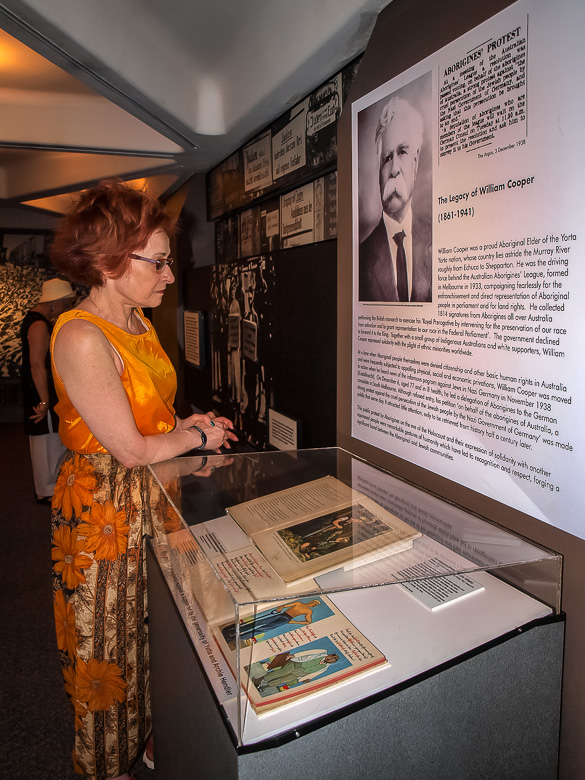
147, 543, 563, 780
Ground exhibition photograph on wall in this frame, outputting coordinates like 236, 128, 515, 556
352, 0, 585, 538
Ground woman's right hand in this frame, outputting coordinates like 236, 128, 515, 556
30, 402, 49, 424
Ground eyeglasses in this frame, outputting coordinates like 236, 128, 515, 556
129, 253, 174, 273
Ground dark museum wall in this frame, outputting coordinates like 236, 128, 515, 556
176, 63, 360, 450
336, 1, 585, 777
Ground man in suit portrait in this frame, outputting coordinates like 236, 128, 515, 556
359, 96, 432, 302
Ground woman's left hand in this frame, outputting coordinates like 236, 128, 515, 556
175, 412, 214, 431
208, 415, 239, 449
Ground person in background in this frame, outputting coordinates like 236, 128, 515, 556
20, 278, 75, 503
49, 179, 237, 780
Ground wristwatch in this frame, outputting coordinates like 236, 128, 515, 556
193, 425, 207, 450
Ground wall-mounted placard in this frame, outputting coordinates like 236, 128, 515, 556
244, 132, 273, 193
281, 182, 314, 249
268, 408, 301, 451
272, 106, 307, 181
184, 311, 205, 368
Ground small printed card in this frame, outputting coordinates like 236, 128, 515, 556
400, 572, 484, 611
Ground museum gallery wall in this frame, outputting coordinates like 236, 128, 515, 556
180, 60, 360, 450
336, 0, 585, 777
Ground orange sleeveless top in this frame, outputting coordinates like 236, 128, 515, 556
50, 308, 177, 454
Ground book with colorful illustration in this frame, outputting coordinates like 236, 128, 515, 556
226, 476, 421, 585
212, 594, 388, 713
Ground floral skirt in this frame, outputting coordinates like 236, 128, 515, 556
51, 451, 154, 780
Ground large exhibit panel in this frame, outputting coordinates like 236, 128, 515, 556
146, 448, 562, 778
336, 2, 585, 774
350, 0, 584, 539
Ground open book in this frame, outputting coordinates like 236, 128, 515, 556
212, 594, 387, 714
226, 476, 421, 585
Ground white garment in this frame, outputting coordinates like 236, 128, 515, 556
29, 413, 66, 497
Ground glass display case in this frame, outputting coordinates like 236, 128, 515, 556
147, 446, 562, 765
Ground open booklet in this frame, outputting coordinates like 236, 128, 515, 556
212, 594, 388, 714
226, 476, 421, 586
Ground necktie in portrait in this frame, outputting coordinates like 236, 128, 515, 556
393, 230, 409, 302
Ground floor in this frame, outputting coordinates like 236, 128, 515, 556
0, 419, 155, 780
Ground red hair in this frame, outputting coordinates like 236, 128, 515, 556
50, 179, 176, 287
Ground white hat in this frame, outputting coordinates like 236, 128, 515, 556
38, 278, 75, 303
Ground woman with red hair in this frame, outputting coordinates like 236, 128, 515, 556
49, 179, 236, 780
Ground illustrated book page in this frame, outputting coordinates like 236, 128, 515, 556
227, 477, 421, 585
211, 594, 388, 713
226, 475, 358, 536
248, 495, 421, 585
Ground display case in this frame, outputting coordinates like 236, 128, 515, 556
146, 447, 563, 780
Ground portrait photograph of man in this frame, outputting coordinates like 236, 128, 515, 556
356, 72, 432, 303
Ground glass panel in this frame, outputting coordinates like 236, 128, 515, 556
149, 448, 561, 746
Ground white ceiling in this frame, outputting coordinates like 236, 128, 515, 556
0, 0, 391, 219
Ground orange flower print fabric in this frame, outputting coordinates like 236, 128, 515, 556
75, 658, 127, 711
51, 451, 152, 780
52, 526, 92, 588
53, 456, 96, 521
77, 500, 129, 560
54, 589, 77, 660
